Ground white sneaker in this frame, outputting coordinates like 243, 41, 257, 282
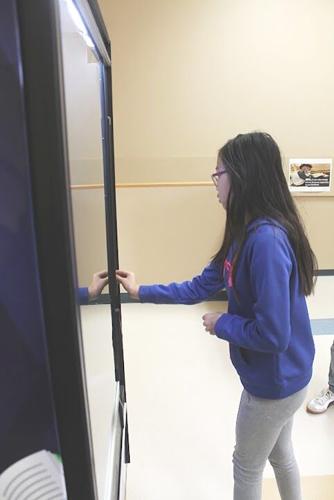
307, 388, 334, 414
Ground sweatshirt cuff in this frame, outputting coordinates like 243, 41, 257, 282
138, 285, 150, 302
78, 287, 90, 305
214, 313, 229, 339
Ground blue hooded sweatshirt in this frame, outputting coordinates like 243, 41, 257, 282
139, 218, 315, 399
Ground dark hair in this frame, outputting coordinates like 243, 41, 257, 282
299, 163, 312, 169
212, 132, 317, 296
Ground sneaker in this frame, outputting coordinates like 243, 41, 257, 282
307, 388, 334, 414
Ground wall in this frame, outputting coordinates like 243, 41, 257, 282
71, 0, 334, 286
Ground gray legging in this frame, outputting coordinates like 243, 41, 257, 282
329, 341, 334, 393
233, 386, 307, 500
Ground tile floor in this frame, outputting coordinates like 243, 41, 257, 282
81, 276, 334, 499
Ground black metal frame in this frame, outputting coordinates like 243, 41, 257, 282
16, 0, 128, 497
99, 32, 130, 465
86, 0, 110, 49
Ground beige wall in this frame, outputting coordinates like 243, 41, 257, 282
73, 0, 334, 285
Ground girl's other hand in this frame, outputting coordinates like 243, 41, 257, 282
202, 312, 221, 335
116, 270, 139, 300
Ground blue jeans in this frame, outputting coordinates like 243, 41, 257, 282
233, 386, 307, 500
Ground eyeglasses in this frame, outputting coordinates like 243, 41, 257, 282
211, 170, 227, 186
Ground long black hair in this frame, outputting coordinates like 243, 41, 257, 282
212, 132, 317, 296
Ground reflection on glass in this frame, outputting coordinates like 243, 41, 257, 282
58, 1, 116, 497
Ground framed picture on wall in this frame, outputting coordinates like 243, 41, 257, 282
288, 158, 332, 192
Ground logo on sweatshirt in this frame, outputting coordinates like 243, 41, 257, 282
224, 259, 233, 288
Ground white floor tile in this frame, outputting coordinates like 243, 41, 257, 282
307, 276, 334, 319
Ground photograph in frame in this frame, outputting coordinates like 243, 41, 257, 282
288, 158, 332, 192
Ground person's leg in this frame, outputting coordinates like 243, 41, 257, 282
268, 418, 302, 500
233, 390, 272, 500
328, 340, 334, 393
233, 387, 307, 500
307, 340, 334, 413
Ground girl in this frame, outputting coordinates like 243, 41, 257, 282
116, 132, 317, 500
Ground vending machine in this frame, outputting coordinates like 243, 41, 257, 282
0, 0, 128, 498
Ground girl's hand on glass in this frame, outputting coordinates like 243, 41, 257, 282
116, 270, 139, 300
202, 312, 221, 335
88, 270, 109, 300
